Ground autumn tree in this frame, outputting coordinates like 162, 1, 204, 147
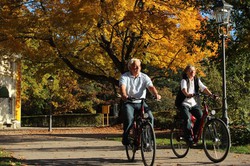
0, 0, 219, 114
1, 0, 218, 83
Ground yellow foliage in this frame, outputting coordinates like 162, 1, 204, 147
0, 0, 218, 80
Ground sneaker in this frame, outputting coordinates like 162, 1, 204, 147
143, 143, 150, 149
187, 137, 194, 146
193, 136, 198, 144
191, 142, 198, 147
122, 137, 129, 146
144, 143, 153, 152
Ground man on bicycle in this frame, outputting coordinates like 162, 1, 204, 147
119, 58, 161, 146
175, 65, 215, 145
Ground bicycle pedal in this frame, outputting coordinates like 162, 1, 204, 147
134, 145, 139, 150
144, 146, 153, 152
191, 143, 198, 147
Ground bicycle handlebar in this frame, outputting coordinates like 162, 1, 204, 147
126, 97, 160, 102
193, 93, 219, 100
126, 97, 146, 102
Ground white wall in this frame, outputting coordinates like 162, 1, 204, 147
0, 55, 20, 128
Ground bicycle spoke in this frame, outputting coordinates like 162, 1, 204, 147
141, 123, 156, 166
170, 126, 189, 158
203, 118, 230, 163
125, 127, 136, 161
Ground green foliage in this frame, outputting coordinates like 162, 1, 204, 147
219, 0, 250, 145
21, 114, 103, 127
21, 62, 52, 115
230, 144, 250, 154
202, 62, 223, 112
21, 60, 108, 115
230, 125, 250, 146
147, 86, 176, 129
0, 149, 22, 166
202, 58, 250, 145
21, 57, 120, 116
202, 62, 222, 95
227, 52, 250, 123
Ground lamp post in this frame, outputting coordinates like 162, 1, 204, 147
47, 76, 54, 132
213, 0, 233, 128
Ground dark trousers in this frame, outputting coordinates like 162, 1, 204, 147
179, 104, 203, 139
122, 102, 153, 140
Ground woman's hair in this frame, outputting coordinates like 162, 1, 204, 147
127, 58, 141, 69
182, 65, 195, 79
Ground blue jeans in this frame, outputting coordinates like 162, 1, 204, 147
122, 102, 154, 140
179, 104, 202, 140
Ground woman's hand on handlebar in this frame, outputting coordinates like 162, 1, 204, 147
211, 94, 219, 100
193, 93, 219, 100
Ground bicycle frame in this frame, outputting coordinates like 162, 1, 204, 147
170, 94, 230, 163
125, 97, 156, 166
131, 98, 147, 147
193, 96, 210, 143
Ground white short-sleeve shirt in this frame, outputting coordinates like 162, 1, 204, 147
119, 72, 153, 103
181, 78, 207, 107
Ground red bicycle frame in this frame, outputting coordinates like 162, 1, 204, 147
191, 98, 209, 143
132, 98, 146, 148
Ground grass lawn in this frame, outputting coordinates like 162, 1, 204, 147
0, 149, 22, 166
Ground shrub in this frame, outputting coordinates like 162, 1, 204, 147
230, 125, 250, 146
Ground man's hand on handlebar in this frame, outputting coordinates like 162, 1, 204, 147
155, 94, 161, 101
121, 94, 128, 101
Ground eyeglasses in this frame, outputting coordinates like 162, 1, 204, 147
133, 66, 139, 69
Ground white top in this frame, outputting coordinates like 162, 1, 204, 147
119, 72, 153, 103
181, 78, 207, 107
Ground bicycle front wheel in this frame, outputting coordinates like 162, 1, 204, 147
203, 118, 230, 163
141, 122, 156, 166
125, 126, 136, 162
170, 125, 189, 158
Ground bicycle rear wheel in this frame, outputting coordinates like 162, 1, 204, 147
170, 124, 189, 158
125, 126, 136, 162
141, 122, 156, 166
203, 118, 230, 163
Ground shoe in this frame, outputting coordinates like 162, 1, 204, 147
143, 143, 150, 149
187, 137, 194, 146
143, 143, 152, 152
187, 138, 199, 147
122, 137, 129, 146
191, 143, 198, 147
193, 137, 198, 144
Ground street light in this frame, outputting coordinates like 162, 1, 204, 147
213, 0, 233, 128
47, 76, 54, 132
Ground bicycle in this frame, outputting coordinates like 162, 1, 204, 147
125, 98, 156, 166
170, 94, 230, 163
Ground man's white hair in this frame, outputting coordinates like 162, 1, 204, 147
127, 58, 141, 69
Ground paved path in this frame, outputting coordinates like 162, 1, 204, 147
0, 128, 249, 166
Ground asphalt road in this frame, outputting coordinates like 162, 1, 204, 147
0, 128, 249, 166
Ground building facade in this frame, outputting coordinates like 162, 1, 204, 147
0, 55, 21, 128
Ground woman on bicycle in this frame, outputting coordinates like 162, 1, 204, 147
176, 65, 215, 145
119, 58, 161, 146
